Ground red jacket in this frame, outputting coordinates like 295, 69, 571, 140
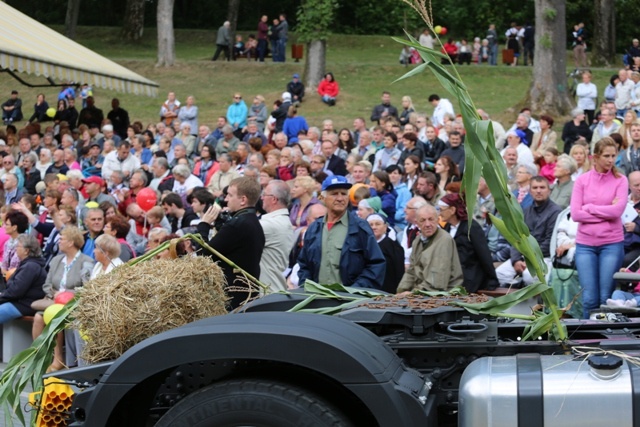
317, 79, 340, 98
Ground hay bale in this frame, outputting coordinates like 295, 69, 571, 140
74, 257, 228, 363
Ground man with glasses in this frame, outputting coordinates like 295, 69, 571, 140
399, 196, 429, 269
297, 176, 385, 289
259, 180, 294, 292
0, 155, 24, 189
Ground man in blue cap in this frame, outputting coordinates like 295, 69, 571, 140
287, 74, 305, 105
297, 175, 386, 289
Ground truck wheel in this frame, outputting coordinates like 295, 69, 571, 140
155, 378, 354, 427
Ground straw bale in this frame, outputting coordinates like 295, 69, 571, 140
73, 256, 228, 363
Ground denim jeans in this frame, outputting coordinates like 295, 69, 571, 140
489, 44, 498, 65
575, 242, 624, 318
611, 290, 640, 305
0, 302, 22, 324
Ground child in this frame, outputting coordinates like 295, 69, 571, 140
539, 148, 558, 184
244, 35, 258, 60
479, 39, 490, 64
80, 83, 93, 109
143, 205, 165, 237
472, 37, 481, 64
233, 35, 245, 60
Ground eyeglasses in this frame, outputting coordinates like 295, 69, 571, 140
3, 161, 13, 165
234, 96, 242, 99
262, 193, 276, 199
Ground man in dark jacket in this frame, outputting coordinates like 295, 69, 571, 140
199, 176, 265, 310
496, 176, 562, 286
2, 90, 22, 125
212, 21, 231, 61
271, 92, 292, 132
370, 91, 399, 124
287, 74, 305, 104
106, 98, 130, 139
298, 176, 385, 289
161, 193, 198, 234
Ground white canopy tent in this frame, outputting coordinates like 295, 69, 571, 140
0, 2, 158, 96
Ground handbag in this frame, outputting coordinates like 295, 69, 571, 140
549, 267, 583, 319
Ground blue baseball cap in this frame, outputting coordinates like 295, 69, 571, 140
293, 73, 300, 79
322, 175, 352, 192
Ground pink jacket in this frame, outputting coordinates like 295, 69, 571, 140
570, 168, 628, 246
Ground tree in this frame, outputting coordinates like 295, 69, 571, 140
122, 0, 147, 42
525, 0, 573, 116
297, 0, 339, 92
227, 0, 241, 55
156, 0, 176, 67
591, 0, 616, 67
64, 0, 81, 40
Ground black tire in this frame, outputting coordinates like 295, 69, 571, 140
155, 378, 354, 427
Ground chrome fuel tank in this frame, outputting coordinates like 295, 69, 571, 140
459, 353, 637, 427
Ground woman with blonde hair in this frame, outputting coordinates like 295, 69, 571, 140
289, 176, 320, 229
399, 96, 415, 126
618, 110, 638, 148
569, 143, 591, 180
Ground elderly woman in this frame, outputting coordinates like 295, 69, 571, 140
31, 226, 94, 371
91, 234, 123, 278
289, 176, 320, 229
438, 193, 498, 292
21, 152, 40, 195
550, 154, 577, 209
513, 163, 537, 208
562, 108, 593, 154
104, 215, 136, 262
367, 214, 404, 293
0, 235, 47, 323
172, 164, 204, 197
64, 147, 81, 171
179, 123, 197, 157
500, 129, 534, 166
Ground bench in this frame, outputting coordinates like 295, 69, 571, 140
2, 316, 34, 363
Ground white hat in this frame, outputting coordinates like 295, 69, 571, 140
102, 124, 114, 132
282, 92, 292, 101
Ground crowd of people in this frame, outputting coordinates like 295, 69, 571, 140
1, 57, 640, 367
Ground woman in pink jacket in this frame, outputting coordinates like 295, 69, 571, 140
317, 72, 339, 106
571, 137, 629, 318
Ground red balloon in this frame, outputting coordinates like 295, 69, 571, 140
137, 188, 158, 212
440, 27, 448, 35
54, 291, 75, 305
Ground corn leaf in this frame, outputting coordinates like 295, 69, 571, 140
451, 283, 548, 315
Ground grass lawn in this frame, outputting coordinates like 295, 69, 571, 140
0, 26, 620, 132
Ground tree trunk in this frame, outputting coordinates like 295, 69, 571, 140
156, 0, 175, 67
122, 0, 146, 41
64, 0, 81, 40
591, 0, 616, 67
304, 40, 326, 92
526, 0, 573, 116
227, 0, 241, 55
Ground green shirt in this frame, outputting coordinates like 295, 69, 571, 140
318, 212, 349, 284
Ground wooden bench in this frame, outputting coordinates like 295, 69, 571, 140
2, 316, 34, 363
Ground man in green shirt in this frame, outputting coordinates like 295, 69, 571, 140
297, 176, 386, 289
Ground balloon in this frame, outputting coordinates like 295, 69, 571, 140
46, 108, 56, 118
137, 187, 158, 212
43, 304, 65, 325
440, 27, 448, 35
54, 291, 75, 305
434, 25, 442, 34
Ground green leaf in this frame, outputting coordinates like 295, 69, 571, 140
287, 294, 318, 312
452, 283, 549, 315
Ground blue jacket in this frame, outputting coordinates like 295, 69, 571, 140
394, 182, 412, 229
283, 116, 309, 143
377, 188, 397, 226
227, 101, 248, 130
297, 211, 386, 289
